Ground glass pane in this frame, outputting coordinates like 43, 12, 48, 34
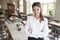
42, 0, 56, 3
19, 6, 23, 12
30, 4, 32, 13
47, 3, 55, 16
42, 4, 48, 15
19, 0, 23, 12
19, 0, 23, 5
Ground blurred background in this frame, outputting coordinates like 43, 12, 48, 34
0, 0, 60, 40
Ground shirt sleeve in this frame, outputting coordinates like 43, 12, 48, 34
24, 17, 31, 36
37, 18, 49, 38
41, 19, 49, 37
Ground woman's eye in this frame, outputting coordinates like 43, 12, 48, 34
37, 9, 39, 10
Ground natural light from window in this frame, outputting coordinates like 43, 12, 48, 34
19, 0, 56, 16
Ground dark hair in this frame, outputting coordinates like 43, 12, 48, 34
32, 2, 44, 22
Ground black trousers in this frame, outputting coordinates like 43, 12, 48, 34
28, 37, 44, 40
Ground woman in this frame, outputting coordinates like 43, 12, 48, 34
25, 2, 49, 40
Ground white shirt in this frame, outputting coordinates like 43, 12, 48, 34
25, 16, 49, 38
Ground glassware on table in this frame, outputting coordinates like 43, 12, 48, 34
16, 24, 21, 31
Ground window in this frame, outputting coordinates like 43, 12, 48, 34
26, 0, 56, 16
19, 0, 23, 13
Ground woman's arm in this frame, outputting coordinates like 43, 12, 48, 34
24, 17, 32, 36
41, 19, 49, 37
37, 18, 49, 37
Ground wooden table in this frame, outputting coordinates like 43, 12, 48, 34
49, 21, 60, 27
49, 21, 60, 40
6, 21, 28, 40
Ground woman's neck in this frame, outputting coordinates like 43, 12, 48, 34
34, 15, 40, 20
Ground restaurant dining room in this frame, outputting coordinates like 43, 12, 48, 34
0, 0, 60, 40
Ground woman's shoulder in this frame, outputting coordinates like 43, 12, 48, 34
44, 17, 48, 22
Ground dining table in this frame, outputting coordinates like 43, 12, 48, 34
6, 21, 27, 40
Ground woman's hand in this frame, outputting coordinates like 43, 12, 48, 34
41, 29, 43, 32
28, 28, 32, 33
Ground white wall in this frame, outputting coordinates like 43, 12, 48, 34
54, 0, 60, 21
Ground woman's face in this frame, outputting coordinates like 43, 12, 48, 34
32, 6, 41, 17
